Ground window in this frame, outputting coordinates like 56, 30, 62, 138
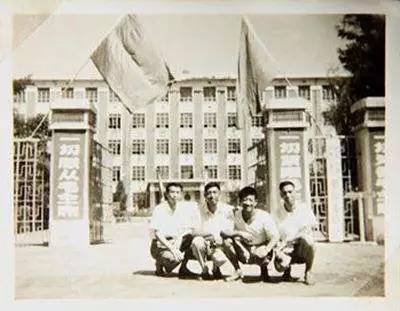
108, 113, 121, 129
37, 88, 50, 103
180, 87, 192, 102
156, 166, 169, 180
156, 113, 169, 128
227, 112, 237, 128
109, 89, 120, 102
180, 113, 193, 128
203, 87, 216, 101
14, 90, 25, 103
204, 112, 217, 128
108, 139, 121, 155
132, 192, 146, 209
227, 86, 236, 101
228, 165, 241, 180
181, 165, 194, 179
180, 139, 193, 154
112, 166, 121, 182
132, 113, 145, 128
85, 87, 98, 103
322, 85, 335, 100
204, 165, 218, 179
274, 85, 287, 98
228, 138, 241, 154
204, 139, 217, 154
251, 115, 264, 127
156, 139, 169, 154
62, 87, 74, 99
298, 85, 311, 100
132, 166, 145, 181
132, 139, 145, 155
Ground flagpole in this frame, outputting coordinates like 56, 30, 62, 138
242, 15, 293, 87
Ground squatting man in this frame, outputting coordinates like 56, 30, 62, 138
149, 181, 317, 285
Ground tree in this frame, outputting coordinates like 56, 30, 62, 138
113, 181, 127, 215
13, 113, 50, 140
323, 15, 385, 135
13, 76, 33, 95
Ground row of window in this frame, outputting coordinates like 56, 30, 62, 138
109, 113, 264, 129
34, 87, 99, 103
15, 84, 337, 105
112, 165, 242, 181
33, 86, 235, 104
27, 85, 335, 104
108, 138, 243, 155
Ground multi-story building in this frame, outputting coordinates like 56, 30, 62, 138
13, 75, 338, 211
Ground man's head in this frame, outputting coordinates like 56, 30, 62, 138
204, 182, 221, 211
239, 186, 258, 213
279, 180, 296, 211
165, 183, 183, 206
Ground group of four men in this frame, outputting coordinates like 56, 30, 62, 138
149, 181, 316, 285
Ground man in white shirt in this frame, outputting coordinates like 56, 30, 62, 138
221, 186, 279, 282
149, 183, 198, 277
188, 182, 235, 280
274, 180, 317, 285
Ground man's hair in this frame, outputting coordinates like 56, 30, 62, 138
165, 182, 183, 193
204, 182, 220, 193
279, 180, 295, 192
238, 186, 257, 201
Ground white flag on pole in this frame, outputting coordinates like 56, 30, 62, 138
237, 17, 280, 128
91, 15, 174, 113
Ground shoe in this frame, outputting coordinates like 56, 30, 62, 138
304, 272, 316, 286
178, 266, 198, 279
282, 267, 297, 282
155, 263, 165, 276
212, 267, 223, 280
224, 270, 244, 282
260, 265, 271, 282
198, 267, 213, 281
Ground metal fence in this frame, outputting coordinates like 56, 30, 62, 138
14, 138, 49, 246
90, 141, 113, 243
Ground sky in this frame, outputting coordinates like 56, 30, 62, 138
12, 13, 347, 80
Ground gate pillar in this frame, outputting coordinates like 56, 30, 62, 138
326, 136, 345, 242
351, 97, 385, 242
49, 99, 96, 247
263, 97, 311, 217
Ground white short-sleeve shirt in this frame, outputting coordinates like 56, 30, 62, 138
150, 200, 198, 238
275, 202, 317, 241
234, 209, 279, 245
193, 202, 235, 242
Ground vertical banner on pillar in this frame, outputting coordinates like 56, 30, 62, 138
52, 132, 85, 220
370, 132, 385, 214
275, 130, 306, 202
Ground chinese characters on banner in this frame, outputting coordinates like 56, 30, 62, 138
53, 133, 84, 219
371, 134, 385, 214
277, 132, 305, 201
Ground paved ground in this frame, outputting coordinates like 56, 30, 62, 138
15, 218, 385, 299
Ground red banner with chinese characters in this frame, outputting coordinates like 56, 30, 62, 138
370, 130, 385, 214
52, 132, 85, 220
274, 130, 307, 202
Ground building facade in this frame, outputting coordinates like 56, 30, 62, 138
14, 75, 385, 242
13, 76, 338, 209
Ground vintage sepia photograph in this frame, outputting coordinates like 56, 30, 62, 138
8, 2, 393, 300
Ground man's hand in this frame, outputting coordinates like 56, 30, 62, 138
237, 231, 253, 244
171, 247, 184, 262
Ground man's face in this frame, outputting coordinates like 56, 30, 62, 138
241, 194, 257, 213
205, 186, 220, 209
280, 184, 296, 211
166, 186, 182, 205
